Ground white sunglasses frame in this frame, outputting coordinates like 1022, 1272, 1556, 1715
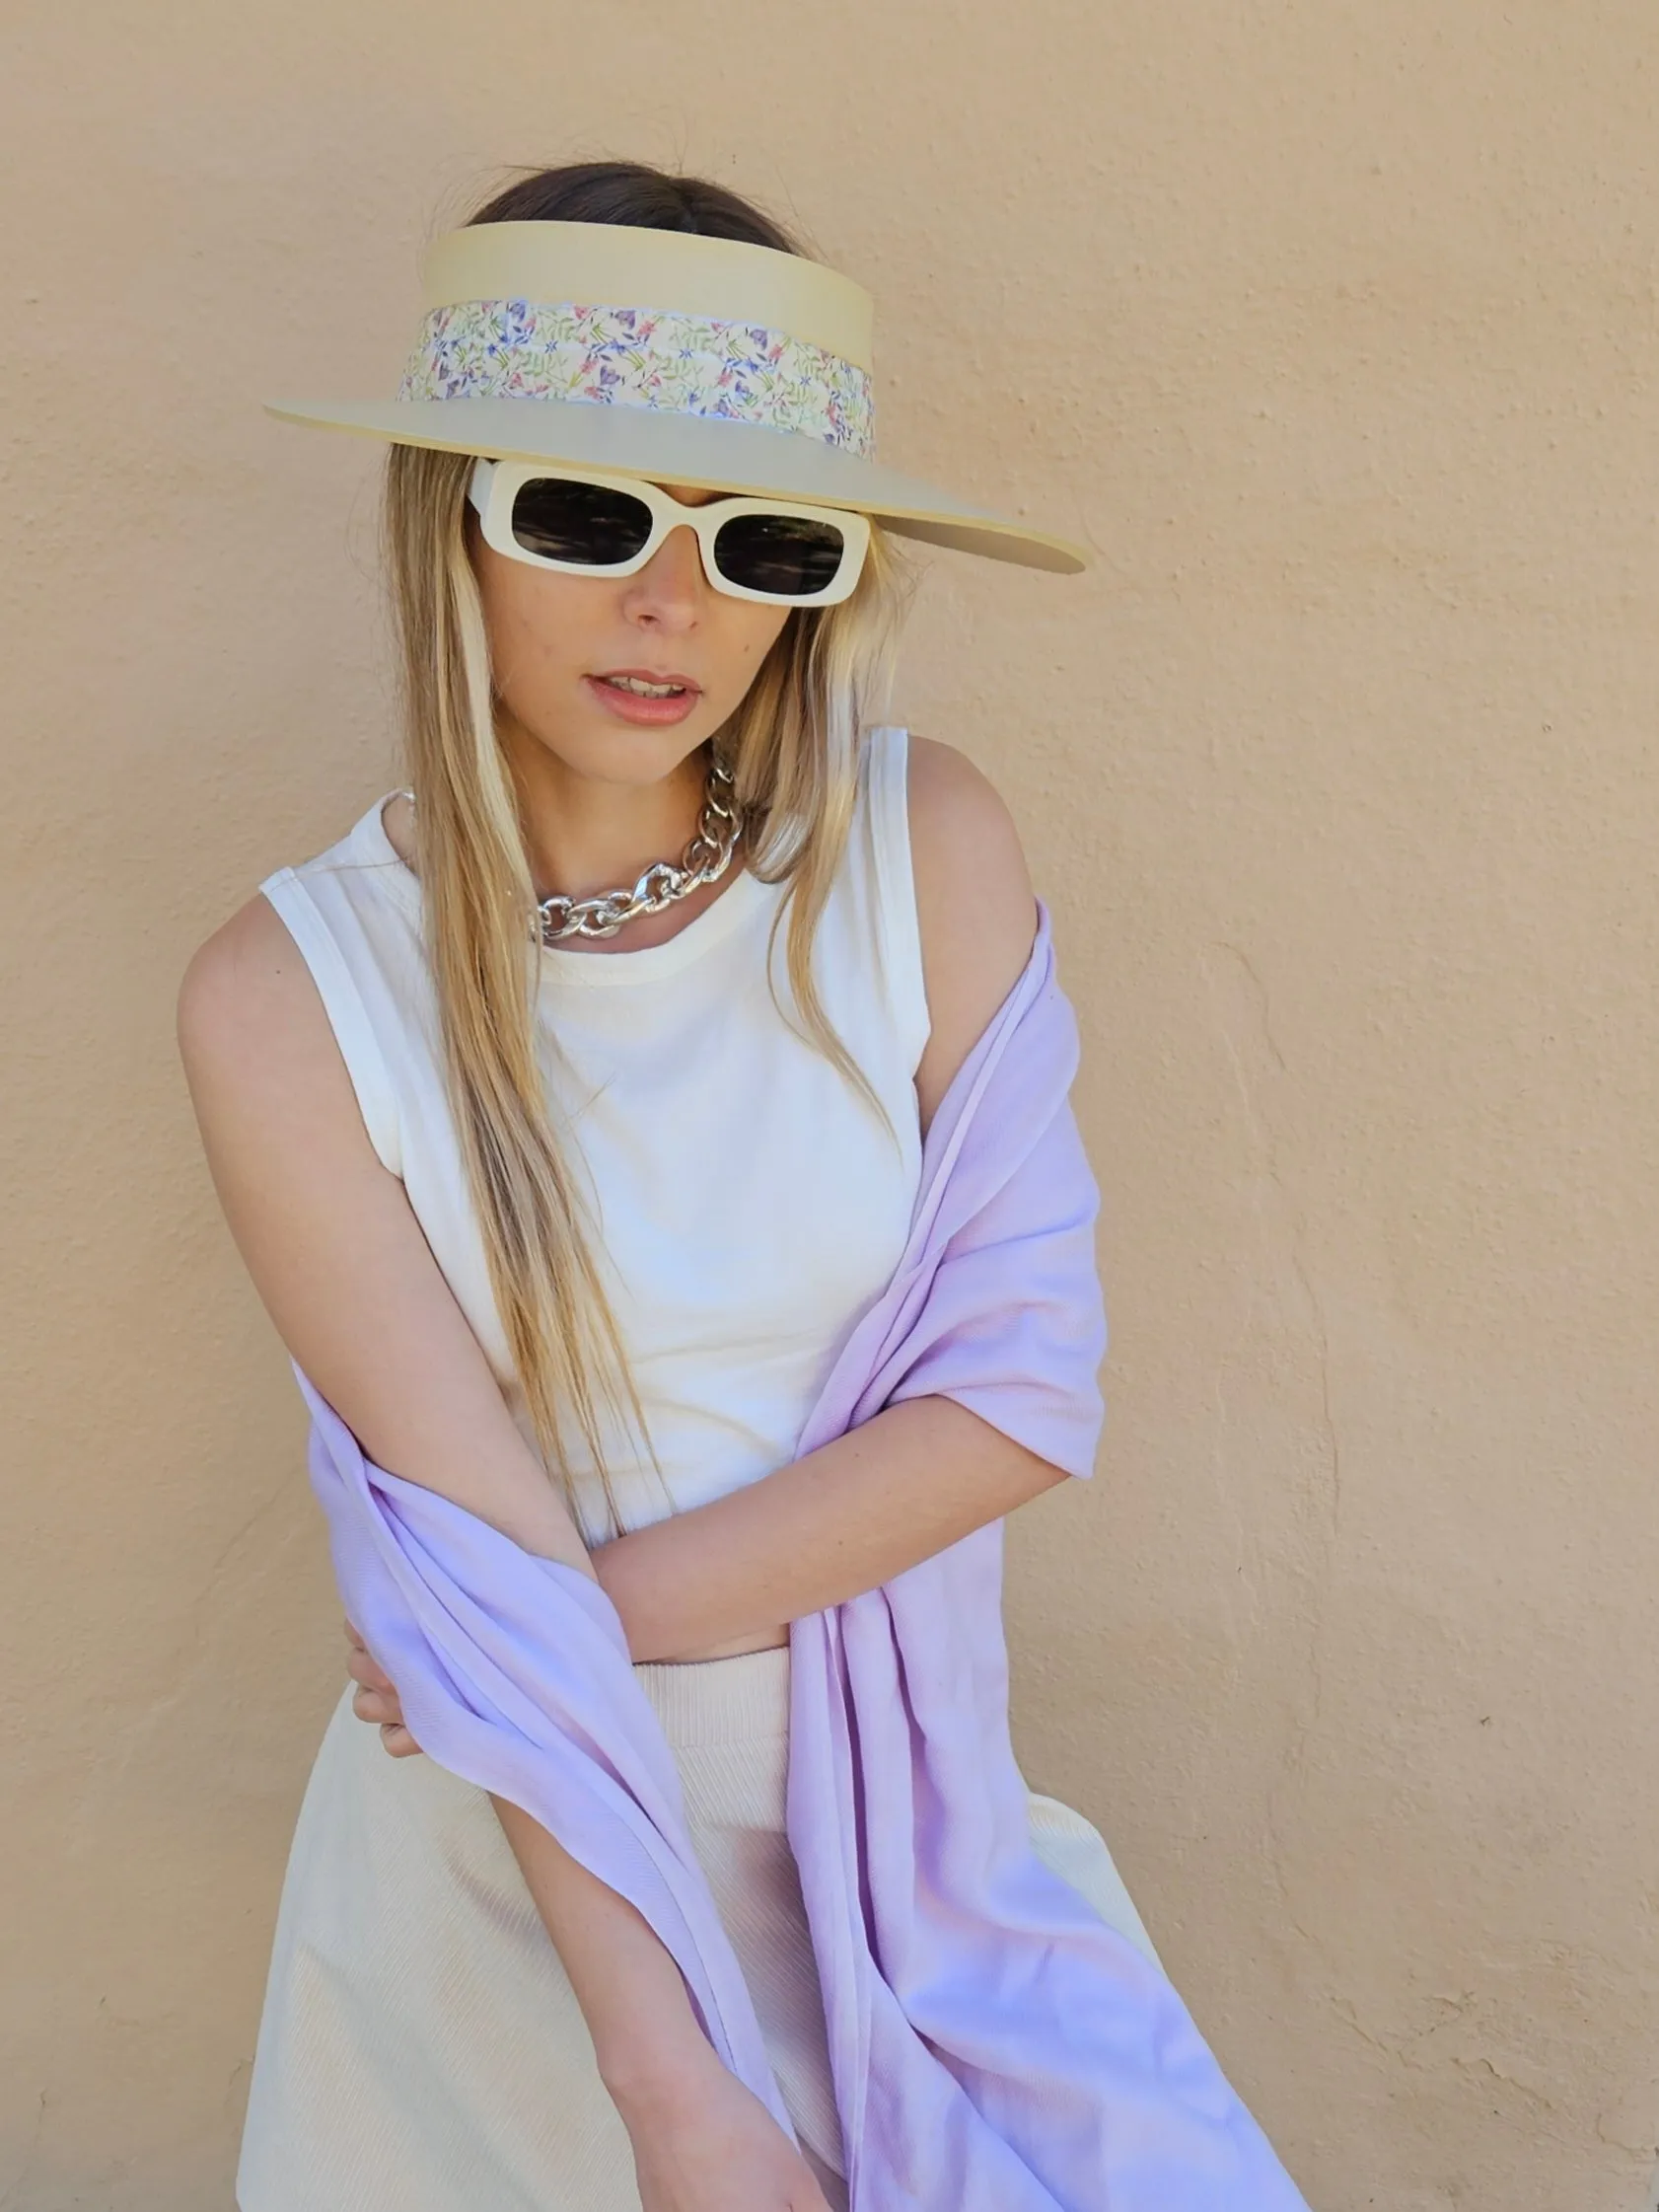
467, 456, 872, 608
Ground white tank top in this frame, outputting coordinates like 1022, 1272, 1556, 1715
258, 725, 930, 1545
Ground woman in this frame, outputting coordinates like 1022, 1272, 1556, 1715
179, 163, 1306, 2212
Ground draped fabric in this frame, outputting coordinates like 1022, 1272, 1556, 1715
295, 903, 1309, 2209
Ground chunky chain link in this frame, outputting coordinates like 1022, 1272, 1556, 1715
533, 754, 744, 945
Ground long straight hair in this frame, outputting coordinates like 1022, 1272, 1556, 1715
380, 164, 912, 1534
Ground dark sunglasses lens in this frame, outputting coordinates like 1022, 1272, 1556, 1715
712, 513, 847, 598
509, 478, 654, 566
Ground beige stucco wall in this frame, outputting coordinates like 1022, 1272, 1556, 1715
4, 4, 1655, 2206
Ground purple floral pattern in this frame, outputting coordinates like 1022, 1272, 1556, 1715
397, 299, 875, 456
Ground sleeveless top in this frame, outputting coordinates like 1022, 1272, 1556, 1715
257, 725, 931, 1548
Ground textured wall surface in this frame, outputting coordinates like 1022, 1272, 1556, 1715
3, 4, 1656, 2207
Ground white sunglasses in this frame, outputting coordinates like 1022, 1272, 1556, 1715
467, 457, 872, 607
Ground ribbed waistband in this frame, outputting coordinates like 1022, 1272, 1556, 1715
631, 1641, 791, 1748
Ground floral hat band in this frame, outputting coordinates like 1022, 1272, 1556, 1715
397, 298, 875, 457
264, 219, 1091, 576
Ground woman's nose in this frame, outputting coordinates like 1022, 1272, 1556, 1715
621, 524, 706, 627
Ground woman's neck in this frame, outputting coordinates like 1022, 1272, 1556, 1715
503, 727, 712, 908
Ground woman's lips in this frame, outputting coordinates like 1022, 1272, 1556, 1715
584, 673, 703, 726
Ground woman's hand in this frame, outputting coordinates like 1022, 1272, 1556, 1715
614, 2045, 834, 2212
344, 1620, 422, 1757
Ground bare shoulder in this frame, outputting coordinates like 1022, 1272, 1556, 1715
176, 892, 336, 1091
177, 887, 387, 1289
179, 892, 305, 1045
905, 734, 1037, 1128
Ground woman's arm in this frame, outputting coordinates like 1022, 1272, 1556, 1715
174, 899, 769, 2142
592, 735, 1075, 1661
596, 1398, 1063, 1659
489, 1797, 808, 2164
177, 897, 586, 1565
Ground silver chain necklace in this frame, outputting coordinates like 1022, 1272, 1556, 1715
405, 754, 745, 945
534, 754, 745, 945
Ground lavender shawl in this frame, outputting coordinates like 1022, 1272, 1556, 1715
294, 905, 1309, 2210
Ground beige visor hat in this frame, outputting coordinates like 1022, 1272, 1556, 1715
263, 220, 1089, 576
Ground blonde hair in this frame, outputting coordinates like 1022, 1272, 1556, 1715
380, 442, 911, 1531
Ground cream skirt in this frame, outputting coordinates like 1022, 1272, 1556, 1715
238, 1643, 1157, 2212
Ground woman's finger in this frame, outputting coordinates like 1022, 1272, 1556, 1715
343, 1624, 419, 1753
345, 1644, 397, 1694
